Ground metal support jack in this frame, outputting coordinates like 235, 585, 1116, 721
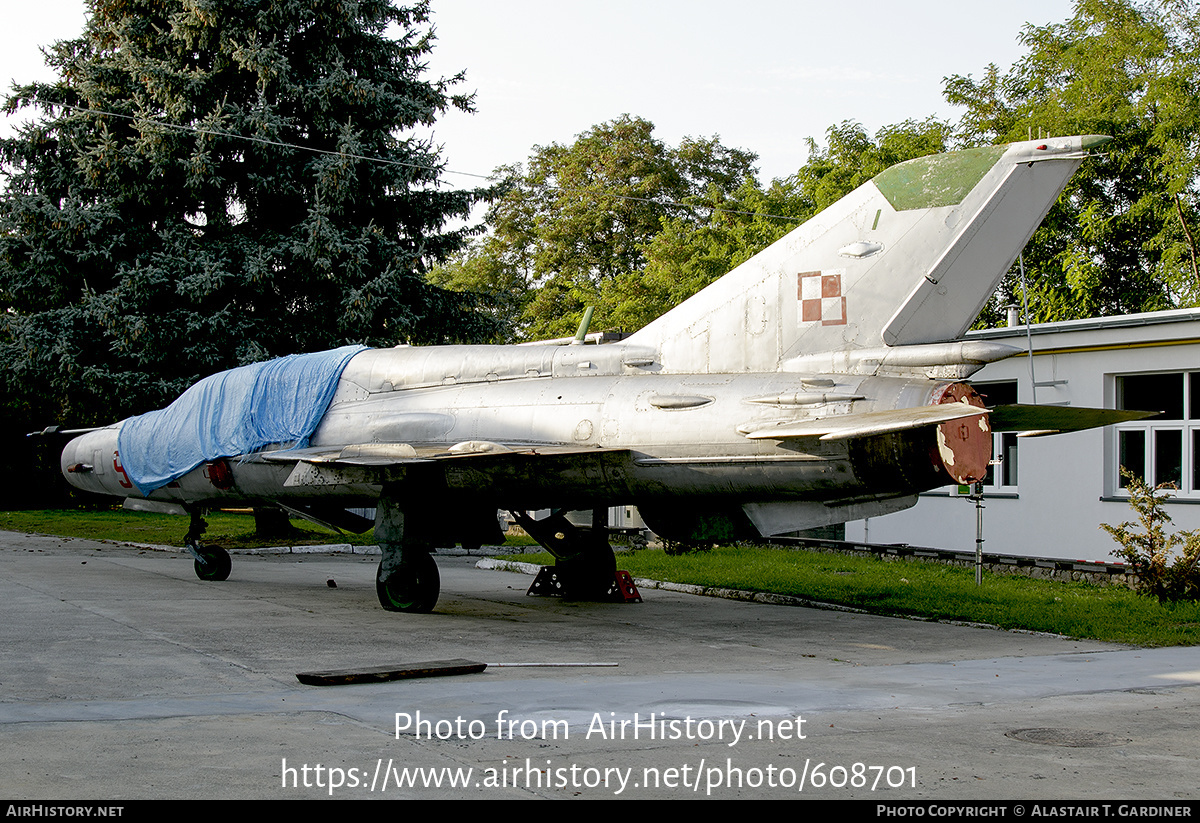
513, 508, 625, 601
526, 567, 641, 602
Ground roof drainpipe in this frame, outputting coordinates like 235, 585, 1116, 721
1017, 255, 1039, 406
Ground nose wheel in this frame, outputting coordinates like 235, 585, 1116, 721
184, 508, 232, 581
192, 545, 232, 581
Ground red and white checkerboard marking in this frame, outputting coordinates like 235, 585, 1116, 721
797, 270, 846, 326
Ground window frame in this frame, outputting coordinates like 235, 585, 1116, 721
1112, 371, 1200, 497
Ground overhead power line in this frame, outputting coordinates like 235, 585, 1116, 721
37, 101, 805, 224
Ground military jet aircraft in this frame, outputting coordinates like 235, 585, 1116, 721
60, 134, 1138, 612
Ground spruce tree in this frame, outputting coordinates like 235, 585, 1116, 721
0, 0, 492, 425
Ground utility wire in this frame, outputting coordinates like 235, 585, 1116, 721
50, 101, 494, 180
40, 101, 806, 224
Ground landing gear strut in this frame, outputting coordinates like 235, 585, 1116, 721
511, 509, 617, 599
374, 495, 440, 613
183, 508, 232, 582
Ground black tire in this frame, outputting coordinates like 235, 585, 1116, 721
193, 546, 232, 581
376, 552, 440, 613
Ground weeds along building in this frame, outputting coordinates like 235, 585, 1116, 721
844, 308, 1200, 563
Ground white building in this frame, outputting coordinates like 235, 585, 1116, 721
845, 308, 1200, 563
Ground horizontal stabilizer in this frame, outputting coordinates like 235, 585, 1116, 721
743, 402, 987, 441
988, 405, 1155, 436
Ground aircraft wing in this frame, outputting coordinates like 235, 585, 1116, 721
253, 442, 636, 503
742, 402, 988, 441
256, 441, 618, 467
743, 403, 1152, 442
257, 443, 432, 466
987, 404, 1155, 436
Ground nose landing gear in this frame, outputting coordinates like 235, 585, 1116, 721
183, 508, 232, 582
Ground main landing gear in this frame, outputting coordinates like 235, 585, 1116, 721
373, 496, 440, 613
369, 495, 625, 613
183, 508, 232, 582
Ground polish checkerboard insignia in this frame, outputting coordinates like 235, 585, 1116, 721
798, 270, 846, 326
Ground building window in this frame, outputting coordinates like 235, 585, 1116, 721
1114, 372, 1200, 494
992, 431, 1019, 488
978, 381, 1018, 491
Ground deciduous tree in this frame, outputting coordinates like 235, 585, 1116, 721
433, 115, 758, 340
616, 119, 950, 332
946, 0, 1200, 323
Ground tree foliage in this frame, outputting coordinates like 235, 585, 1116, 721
430, 115, 759, 340
440, 1, 1200, 339
435, 116, 952, 340
623, 119, 952, 333
794, 118, 952, 213
604, 175, 808, 333
0, 0, 493, 425
946, 0, 1200, 324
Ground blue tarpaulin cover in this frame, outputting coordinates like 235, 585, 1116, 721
117, 345, 367, 495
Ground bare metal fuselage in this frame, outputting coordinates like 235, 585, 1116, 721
62, 341, 983, 544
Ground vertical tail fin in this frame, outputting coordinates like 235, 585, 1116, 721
627, 136, 1107, 373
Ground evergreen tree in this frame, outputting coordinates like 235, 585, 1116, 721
0, 0, 493, 425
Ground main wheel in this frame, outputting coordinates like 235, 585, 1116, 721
193, 546, 232, 581
376, 552, 440, 613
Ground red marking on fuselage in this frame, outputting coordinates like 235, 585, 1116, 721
112, 451, 133, 489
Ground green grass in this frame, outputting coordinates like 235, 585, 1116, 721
515, 545, 1200, 647
0, 507, 543, 549
0, 507, 375, 549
